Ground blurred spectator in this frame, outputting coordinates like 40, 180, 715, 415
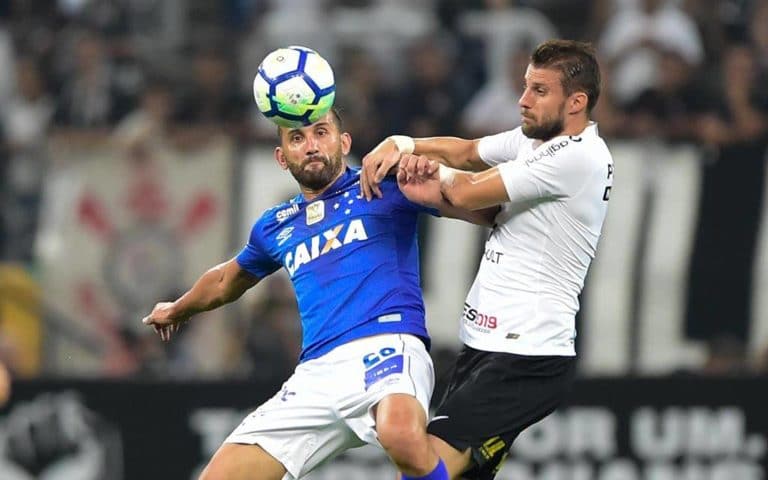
174, 46, 249, 144
0, 57, 54, 262
54, 30, 132, 129
599, 0, 704, 106
240, 274, 301, 381
113, 77, 174, 151
622, 49, 708, 140
331, 0, 437, 84
333, 48, 396, 158
590, 58, 629, 138
460, 43, 529, 138
685, 43, 768, 346
391, 35, 470, 137
457, 0, 558, 83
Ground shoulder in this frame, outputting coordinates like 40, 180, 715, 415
556, 125, 613, 167
252, 196, 302, 235
479, 127, 527, 150
478, 127, 529, 165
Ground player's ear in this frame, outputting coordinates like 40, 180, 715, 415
340, 132, 352, 156
274, 147, 289, 170
568, 92, 588, 116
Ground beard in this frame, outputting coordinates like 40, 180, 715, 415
521, 103, 566, 141
287, 152, 344, 191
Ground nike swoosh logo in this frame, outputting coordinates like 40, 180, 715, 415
431, 415, 450, 422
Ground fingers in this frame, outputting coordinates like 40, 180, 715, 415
361, 146, 401, 200
361, 156, 384, 200
398, 154, 434, 182
143, 312, 183, 342
361, 154, 375, 201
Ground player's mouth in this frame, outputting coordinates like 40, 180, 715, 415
304, 156, 328, 168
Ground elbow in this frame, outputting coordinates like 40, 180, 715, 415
443, 186, 477, 211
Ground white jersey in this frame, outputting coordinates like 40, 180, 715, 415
462, 123, 613, 356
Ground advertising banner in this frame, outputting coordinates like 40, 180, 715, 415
1, 378, 765, 479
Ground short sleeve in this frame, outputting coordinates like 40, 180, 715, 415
477, 128, 526, 167
496, 147, 591, 204
235, 221, 281, 279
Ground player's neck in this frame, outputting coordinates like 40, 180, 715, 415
300, 166, 347, 201
560, 117, 590, 137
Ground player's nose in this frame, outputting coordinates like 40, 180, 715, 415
305, 133, 320, 152
518, 88, 533, 109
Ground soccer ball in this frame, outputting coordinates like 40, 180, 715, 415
253, 46, 336, 128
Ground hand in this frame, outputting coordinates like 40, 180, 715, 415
142, 302, 187, 342
361, 139, 402, 200
396, 155, 442, 207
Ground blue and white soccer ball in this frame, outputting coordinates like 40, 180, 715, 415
253, 46, 336, 128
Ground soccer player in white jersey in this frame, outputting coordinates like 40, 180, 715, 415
360, 40, 613, 480
142, 108, 496, 480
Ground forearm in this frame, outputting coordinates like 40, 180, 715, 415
437, 202, 499, 227
172, 262, 252, 317
413, 137, 486, 171
439, 165, 509, 211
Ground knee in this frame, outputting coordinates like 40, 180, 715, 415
377, 416, 429, 463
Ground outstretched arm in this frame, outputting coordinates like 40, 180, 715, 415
362, 135, 489, 200
397, 155, 500, 227
142, 258, 259, 341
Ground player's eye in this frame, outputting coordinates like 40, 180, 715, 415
291, 133, 303, 143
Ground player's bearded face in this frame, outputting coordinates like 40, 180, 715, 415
286, 142, 344, 191
521, 100, 566, 141
519, 65, 567, 141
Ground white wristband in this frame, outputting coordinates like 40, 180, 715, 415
389, 135, 415, 154
438, 164, 456, 186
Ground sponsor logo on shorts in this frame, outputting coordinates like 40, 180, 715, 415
362, 347, 403, 390
462, 302, 497, 332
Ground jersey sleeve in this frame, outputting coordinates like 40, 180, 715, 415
477, 128, 526, 167
235, 219, 281, 279
384, 176, 441, 217
496, 145, 592, 204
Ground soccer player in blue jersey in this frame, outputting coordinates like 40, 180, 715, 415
142, 108, 492, 480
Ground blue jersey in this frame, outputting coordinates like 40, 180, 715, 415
236, 167, 438, 362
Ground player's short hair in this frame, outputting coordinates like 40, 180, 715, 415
531, 40, 601, 113
277, 106, 344, 138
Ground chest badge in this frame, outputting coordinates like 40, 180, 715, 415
306, 200, 325, 225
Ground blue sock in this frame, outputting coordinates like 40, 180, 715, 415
402, 458, 449, 480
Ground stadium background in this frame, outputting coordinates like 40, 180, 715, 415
0, 0, 767, 478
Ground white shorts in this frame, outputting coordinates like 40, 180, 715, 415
225, 333, 434, 479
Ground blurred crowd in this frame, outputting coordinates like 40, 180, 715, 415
0, 0, 767, 380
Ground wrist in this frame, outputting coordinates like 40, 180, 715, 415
438, 164, 456, 186
389, 135, 415, 154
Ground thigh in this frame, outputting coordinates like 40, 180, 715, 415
199, 443, 286, 480
428, 347, 576, 480
339, 334, 435, 446
225, 364, 362, 479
